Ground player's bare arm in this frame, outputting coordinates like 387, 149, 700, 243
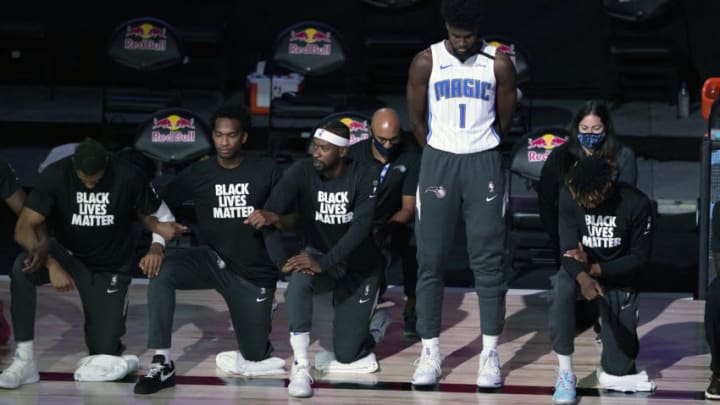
4, 188, 26, 216
407, 48, 433, 148
15, 207, 52, 273
493, 50, 517, 137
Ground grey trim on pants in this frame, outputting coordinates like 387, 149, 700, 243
415, 146, 507, 338
10, 240, 130, 355
548, 269, 639, 375
147, 246, 275, 361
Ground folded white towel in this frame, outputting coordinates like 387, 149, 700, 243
314, 351, 379, 374
215, 351, 285, 377
74, 354, 139, 382
597, 368, 656, 392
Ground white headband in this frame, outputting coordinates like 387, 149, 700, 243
314, 128, 349, 147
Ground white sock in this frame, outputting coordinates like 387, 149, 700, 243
16, 340, 34, 360
154, 349, 171, 365
481, 334, 499, 353
421, 337, 440, 357
557, 353, 573, 373
290, 332, 310, 363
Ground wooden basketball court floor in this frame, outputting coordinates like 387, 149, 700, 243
0, 277, 712, 404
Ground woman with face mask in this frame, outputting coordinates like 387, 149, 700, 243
538, 100, 637, 259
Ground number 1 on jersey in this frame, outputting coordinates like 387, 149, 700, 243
459, 104, 466, 128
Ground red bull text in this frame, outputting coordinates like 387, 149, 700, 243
124, 23, 167, 52
526, 134, 567, 162
289, 28, 332, 56
151, 115, 196, 143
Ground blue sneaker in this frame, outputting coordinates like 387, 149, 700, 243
552, 369, 576, 404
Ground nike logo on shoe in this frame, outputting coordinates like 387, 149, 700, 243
160, 368, 175, 382
439, 64, 452, 69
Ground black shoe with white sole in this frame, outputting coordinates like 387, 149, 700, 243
134, 355, 176, 395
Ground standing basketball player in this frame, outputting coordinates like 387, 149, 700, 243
406, 0, 517, 387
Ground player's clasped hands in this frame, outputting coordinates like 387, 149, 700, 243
282, 251, 322, 275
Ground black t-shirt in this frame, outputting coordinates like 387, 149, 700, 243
347, 140, 420, 225
25, 156, 161, 271
163, 155, 281, 288
0, 156, 21, 200
264, 158, 382, 278
538, 143, 637, 243
558, 183, 653, 288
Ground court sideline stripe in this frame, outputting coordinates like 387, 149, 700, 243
38, 372, 705, 400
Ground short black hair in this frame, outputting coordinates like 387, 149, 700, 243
567, 155, 615, 200
72, 138, 108, 175
211, 102, 251, 133
322, 120, 350, 140
441, 0, 485, 31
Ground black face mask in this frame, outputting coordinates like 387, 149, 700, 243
372, 137, 401, 159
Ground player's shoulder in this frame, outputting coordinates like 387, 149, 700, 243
110, 155, 154, 188
347, 139, 372, 160
411, 46, 434, 69
616, 182, 650, 205
39, 156, 72, 180
348, 158, 378, 177
246, 153, 278, 171
285, 157, 314, 176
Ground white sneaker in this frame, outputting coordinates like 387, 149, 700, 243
411, 348, 441, 385
369, 309, 392, 344
0, 354, 39, 389
215, 351, 285, 376
288, 360, 313, 398
476, 349, 502, 388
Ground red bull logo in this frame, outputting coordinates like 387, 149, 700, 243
488, 40, 516, 66
340, 117, 370, 145
526, 133, 567, 162
124, 23, 167, 51
151, 114, 196, 143
289, 28, 332, 56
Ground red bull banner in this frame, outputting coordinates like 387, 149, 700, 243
526, 133, 567, 162
107, 17, 183, 71
135, 108, 211, 163
272, 21, 345, 76
340, 117, 370, 145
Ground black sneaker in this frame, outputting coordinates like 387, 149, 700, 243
706, 373, 720, 400
134, 355, 176, 394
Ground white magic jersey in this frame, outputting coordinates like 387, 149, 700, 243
426, 40, 499, 154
